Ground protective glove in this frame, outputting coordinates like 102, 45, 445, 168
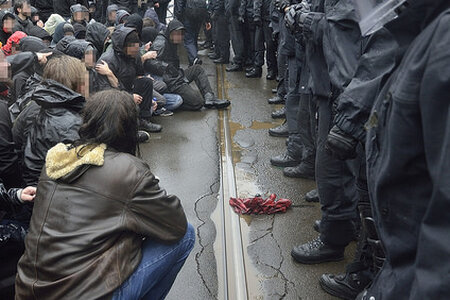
254, 16, 262, 26
326, 125, 358, 160
237, 16, 245, 23
284, 3, 309, 34
275, 0, 290, 13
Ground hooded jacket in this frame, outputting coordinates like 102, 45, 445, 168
143, 7, 166, 32
85, 21, 110, 59
22, 79, 85, 185
104, 4, 119, 27
15, 143, 187, 299
2, 31, 27, 56
115, 9, 130, 25
53, 0, 89, 19
12, 15, 34, 35
146, 20, 186, 88
0, 10, 15, 45
43, 13, 65, 36
97, 26, 144, 92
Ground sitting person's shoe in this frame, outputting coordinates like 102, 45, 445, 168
153, 107, 174, 117
246, 67, 262, 78
271, 106, 286, 119
208, 52, 220, 60
204, 93, 231, 109
266, 70, 277, 80
283, 162, 315, 179
269, 122, 288, 137
291, 236, 344, 264
137, 130, 150, 143
268, 96, 285, 105
270, 151, 301, 167
319, 265, 373, 300
305, 189, 319, 202
193, 57, 203, 65
213, 57, 229, 64
226, 63, 243, 72
139, 119, 162, 133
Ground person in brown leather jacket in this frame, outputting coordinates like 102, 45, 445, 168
15, 89, 195, 300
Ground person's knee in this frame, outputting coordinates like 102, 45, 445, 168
181, 223, 196, 254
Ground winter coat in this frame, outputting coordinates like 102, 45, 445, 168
253, 0, 271, 21
97, 26, 144, 92
30, 0, 54, 20
85, 21, 110, 59
0, 101, 22, 189
7, 50, 42, 103
12, 16, 34, 35
15, 143, 187, 299
109, 0, 138, 13
43, 13, 65, 36
0, 181, 22, 213
365, 3, 450, 299
22, 80, 84, 185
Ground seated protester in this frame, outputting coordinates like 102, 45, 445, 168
73, 22, 86, 39
115, 9, 130, 26
50, 21, 74, 46
2, 31, 27, 56
97, 27, 162, 133
12, 0, 34, 35
30, 6, 44, 27
43, 13, 65, 37
105, 4, 118, 27
144, 4, 166, 32
22, 55, 88, 185
126, 13, 143, 38
70, 4, 88, 26
27, 25, 52, 45
15, 90, 194, 299
146, 19, 230, 110
85, 21, 110, 60
0, 10, 15, 46
52, 0, 89, 20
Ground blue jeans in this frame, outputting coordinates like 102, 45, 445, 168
111, 224, 195, 300
163, 93, 183, 111
183, 19, 202, 65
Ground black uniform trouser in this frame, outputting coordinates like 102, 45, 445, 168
316, 97, 358, 247
242, 19, 255, 65
155, 2, 169, 24
286, 56, 300, 134
254, 20, 277, 72
168, 65, 211, 111
297, 93, 316, 163
133, 77, 154, 119
215, 14, 230, 61
229, 15, 246, 65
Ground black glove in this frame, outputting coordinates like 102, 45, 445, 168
254, 17, 262, 26
237, 16, 245, 23
275, 0, 290, 13
326, 125, 358, 160
285, 3, 309, 34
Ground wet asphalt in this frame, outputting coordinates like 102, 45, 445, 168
140, 49, 354, 300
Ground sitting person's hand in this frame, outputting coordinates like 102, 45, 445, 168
20, 186, 36, 202
133, 94, 143, 105
96, 60, 112, 76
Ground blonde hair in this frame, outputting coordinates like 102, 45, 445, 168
43, 55, 86, 92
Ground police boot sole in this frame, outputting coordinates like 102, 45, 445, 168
291, 250, 344, 265
268, 130, 289, 137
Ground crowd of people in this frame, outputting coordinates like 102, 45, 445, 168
0, 0, 449, 299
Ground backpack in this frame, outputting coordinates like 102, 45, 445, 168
184, 0, 208, 21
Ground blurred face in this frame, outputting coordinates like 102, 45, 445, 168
73, 12, 84, 23
108, 11, 116, 22
64, 31, 74, 37
84, 50, 95, 68
0, 53, 11, 81
125, 42, 139, 58
3, 18, 14, 33
19, 3, 31, 17
170, 30, 184, 44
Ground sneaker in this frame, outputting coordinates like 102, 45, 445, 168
137, 130, 150, 143
193, 57, 203, 65
291, 236, 344, 264
154, 108, 174, 117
